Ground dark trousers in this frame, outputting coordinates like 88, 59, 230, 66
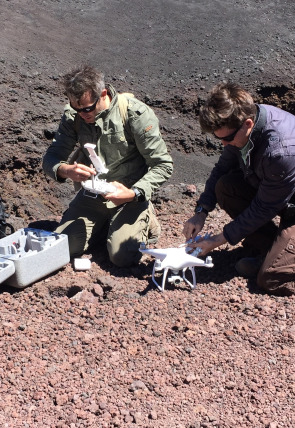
55, 190, 159, 267
215, 171, 295, 296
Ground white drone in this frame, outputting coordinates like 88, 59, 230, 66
139, 234, 213, 292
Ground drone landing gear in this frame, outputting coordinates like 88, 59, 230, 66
152, 261, 197, 292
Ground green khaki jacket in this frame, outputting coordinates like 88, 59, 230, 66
43, 85, 173, 201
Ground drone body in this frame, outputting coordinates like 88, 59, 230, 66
139, 242, 213, 292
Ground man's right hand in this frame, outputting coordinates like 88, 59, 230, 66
57, 163, 96, 182
182, 212, 207, 241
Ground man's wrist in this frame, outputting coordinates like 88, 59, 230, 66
132, 187, 145, 202
57, 163, 69, 179
195, 205, 208, 216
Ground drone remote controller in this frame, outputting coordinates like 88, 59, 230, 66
83, 143, 108, 174
82, 177, 116, 195
82, 143, 117, 195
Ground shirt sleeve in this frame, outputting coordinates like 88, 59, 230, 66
223, 152, 295, 245
42, 106, 78, 181
127, 101, 173, 200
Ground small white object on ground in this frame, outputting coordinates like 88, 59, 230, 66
74, 258, 91, 271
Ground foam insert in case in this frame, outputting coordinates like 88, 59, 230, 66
0, 258, 15, 284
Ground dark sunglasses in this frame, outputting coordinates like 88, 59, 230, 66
213, 124, 243, 142
70, 98, 99, 113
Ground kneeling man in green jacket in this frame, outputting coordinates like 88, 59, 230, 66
43, 65, 173, 267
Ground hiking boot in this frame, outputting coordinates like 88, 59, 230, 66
235, 257, 263, 278
147, 203, 161, 244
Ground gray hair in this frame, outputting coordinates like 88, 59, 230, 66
62, 65, 105, 102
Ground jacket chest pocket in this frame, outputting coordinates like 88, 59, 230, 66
101, 130, 133, 163
104, 129, 127, 145
78, 128, 98, 146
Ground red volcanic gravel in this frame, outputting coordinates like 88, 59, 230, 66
0, 197, 294, 428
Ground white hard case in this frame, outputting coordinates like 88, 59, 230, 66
0, 228, 70, 288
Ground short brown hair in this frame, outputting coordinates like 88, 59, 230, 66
199, 82, 256, 133
62, 65, 105, 102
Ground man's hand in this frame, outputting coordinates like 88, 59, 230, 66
183, 213, 207, 241
188, 232, 227, 256
58, 162, 95, 182
104, 182, 136, 206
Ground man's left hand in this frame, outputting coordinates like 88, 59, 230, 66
104, 181, 136, 206
188, 232, 227, 256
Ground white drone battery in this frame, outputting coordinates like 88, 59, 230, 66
74, 258, 91, 271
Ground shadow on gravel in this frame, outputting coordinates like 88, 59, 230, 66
0, 284, 23, 295
246, 278, 268, 296
195, 247, 248, 284
89, 244, 254, 295
210, 247, 270, 296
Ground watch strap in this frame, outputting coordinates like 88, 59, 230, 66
132, 187, 145, 202
195, 205, 208, 215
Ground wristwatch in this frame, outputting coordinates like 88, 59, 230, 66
132, 187, 145, 202
195, 205, 208, 215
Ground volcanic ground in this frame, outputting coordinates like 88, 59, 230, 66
0, 1, 294, 427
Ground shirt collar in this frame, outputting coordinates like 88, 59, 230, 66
239, 104, 266, 164
250, 104, 267, 140
93, 84, 117, 124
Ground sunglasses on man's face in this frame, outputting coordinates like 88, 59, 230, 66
70, 98, 99, 113
213, 124, 243, 142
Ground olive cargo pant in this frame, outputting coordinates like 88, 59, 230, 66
55, 190, 160, 267
215, 171, 295, 296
